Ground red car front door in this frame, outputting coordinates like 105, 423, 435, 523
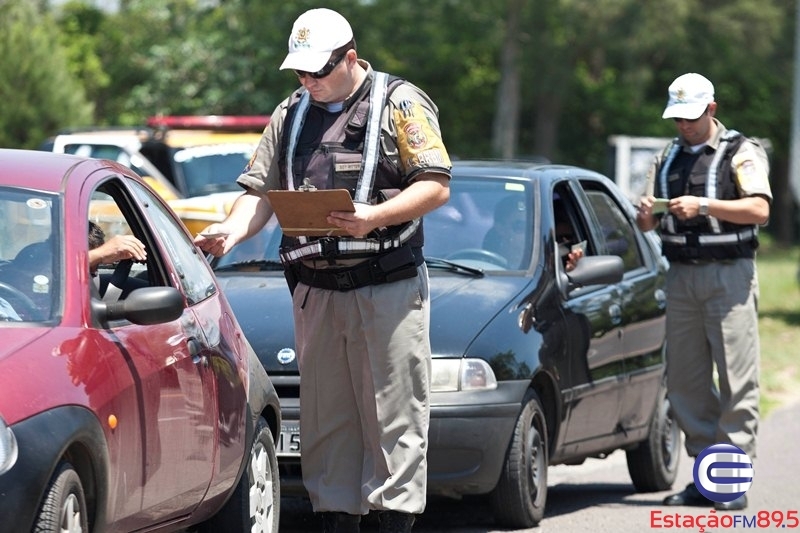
99, 313, 217, 531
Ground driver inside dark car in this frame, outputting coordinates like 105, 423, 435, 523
483, 195, 527, 268
555, 216, 583, 272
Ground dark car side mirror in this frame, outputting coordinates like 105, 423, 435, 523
92, 286, 184, 325
561, 255, 624, 296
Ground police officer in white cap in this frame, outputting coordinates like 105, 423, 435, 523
637, 73, 771, 511
195, 7, 451, 533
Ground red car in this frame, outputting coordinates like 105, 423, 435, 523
0, 149, 281, 532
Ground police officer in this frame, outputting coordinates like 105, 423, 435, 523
637, 73, 771, 512
195, 8, 451, 533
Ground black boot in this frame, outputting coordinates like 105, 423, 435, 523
662, 483, 711, 507
379, 511, 416, 533
320, 512, 361, 533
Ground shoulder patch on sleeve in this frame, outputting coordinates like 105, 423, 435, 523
393, 100, 451, 171
732, 142, 771, 196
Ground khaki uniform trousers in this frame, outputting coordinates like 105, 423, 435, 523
293, 264, 431, 515
665, 258, 760, 458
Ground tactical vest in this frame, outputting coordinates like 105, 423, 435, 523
656, 130, 758, 262
277, 72, 424, 265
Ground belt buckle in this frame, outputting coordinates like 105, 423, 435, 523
333, 270, 355, 290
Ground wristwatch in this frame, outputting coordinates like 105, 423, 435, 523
698, 197, 709, 216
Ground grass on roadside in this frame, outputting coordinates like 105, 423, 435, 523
755, 237, 800, 417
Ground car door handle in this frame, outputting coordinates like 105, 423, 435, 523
654, 288, 667, 309
187, 338, 209, 368
608, 304, 622, 325
187, 337, 202, 356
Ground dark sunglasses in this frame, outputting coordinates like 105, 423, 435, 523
295, 52, 347, 80
673, 106, 708, 124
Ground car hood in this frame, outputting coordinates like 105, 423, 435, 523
216, 270, 531, 373
427, 273, 531, 356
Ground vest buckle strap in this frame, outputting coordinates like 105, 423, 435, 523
661, 234, 686, 245
279, 219, 421, 265
678, 258, 740, 266
698, 227, 756, 245
662, 227, 756, 246
319, 237, 339, 258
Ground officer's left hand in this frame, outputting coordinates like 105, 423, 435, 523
328, 203, 381, 238
668, 195, 701, 220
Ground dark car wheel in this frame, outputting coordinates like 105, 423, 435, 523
489, 389, 548, 529
34, 461, 88, 533
626, 386, 681, 491
199, 416, 280, 533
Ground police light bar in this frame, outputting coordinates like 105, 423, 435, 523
147, 115, 270, 131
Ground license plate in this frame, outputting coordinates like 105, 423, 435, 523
278, 421, 301, 457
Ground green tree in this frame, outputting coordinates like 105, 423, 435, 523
340, 0, 506, 158
34, 0, 797, 242
93, 0, 308, 119
55, 1, 110, 117
0, 0, 93, 148
560, 0, 788, 168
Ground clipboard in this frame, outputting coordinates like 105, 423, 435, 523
267, 189, 355, 236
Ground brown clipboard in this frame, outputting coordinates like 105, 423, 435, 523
267, 189, 355, 236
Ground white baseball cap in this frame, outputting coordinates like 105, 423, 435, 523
662, 73, 715, 120
279, 8, 353, 73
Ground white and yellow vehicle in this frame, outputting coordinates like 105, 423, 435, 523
43, 115, 270, 235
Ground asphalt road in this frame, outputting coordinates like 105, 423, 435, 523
279, 399, 800, 532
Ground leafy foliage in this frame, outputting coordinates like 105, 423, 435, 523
0, 0, 93, 148
6, 0, 796, 239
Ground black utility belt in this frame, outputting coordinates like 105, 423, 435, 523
294, 246, 420, 292
675, 258, 743, 266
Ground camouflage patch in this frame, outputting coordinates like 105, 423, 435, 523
732, 145, 769, 193
394, 101, 451, 172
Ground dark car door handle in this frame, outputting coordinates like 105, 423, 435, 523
187, 338, 209, 368
655, 288, 667, 309
609, 303, 622, 325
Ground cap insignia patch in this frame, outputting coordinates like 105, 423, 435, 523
294, 27, 311, 47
